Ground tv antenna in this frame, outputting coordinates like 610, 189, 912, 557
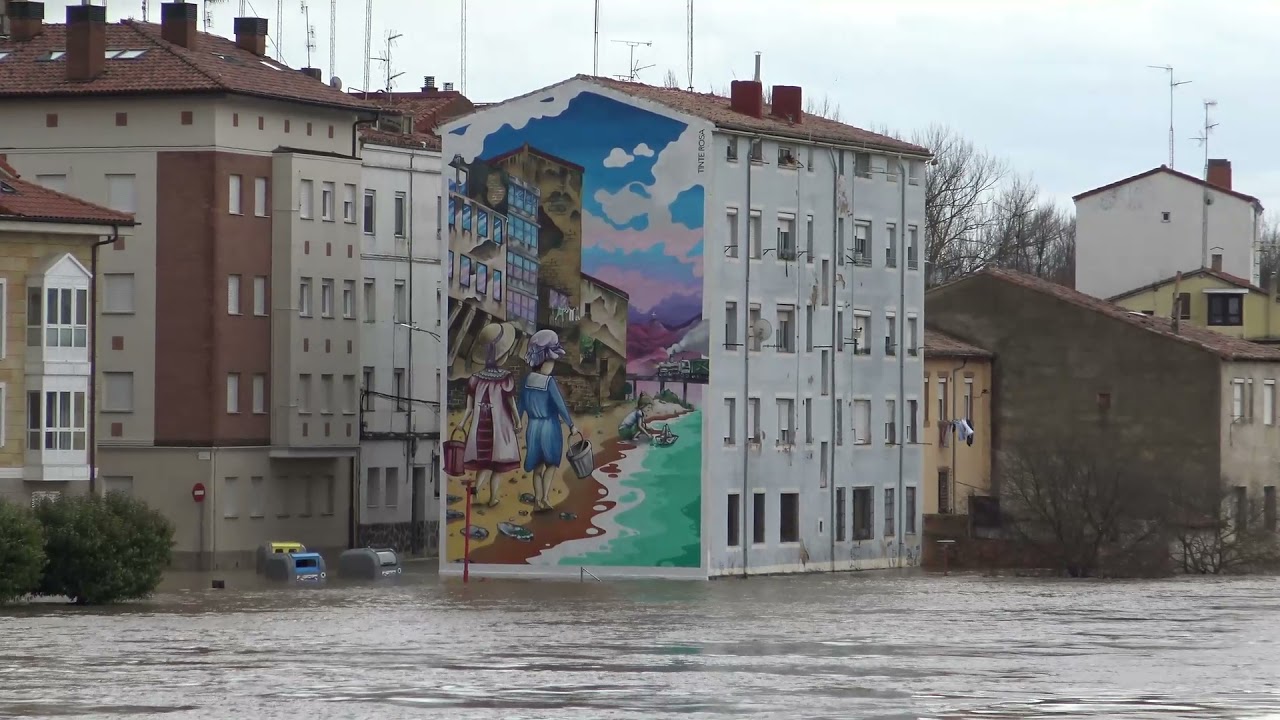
686, 0, 694, 90
276, 0, 284, 59
375, 30, 404, 92
1192, 99, 1219, 269
1147, 64, 1191, 170
300, 0, 315, 69
203, 0, 226, 32
612, 39, 653, 82
1191, 99, 1219, 178
592, 0, 599, 75
328, 0, 337, 80
460, 0, 467, 94
362, 0, 372, 96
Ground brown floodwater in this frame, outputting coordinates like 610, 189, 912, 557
2, 565, 1279, 719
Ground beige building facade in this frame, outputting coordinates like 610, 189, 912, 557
920, 329, 993, 516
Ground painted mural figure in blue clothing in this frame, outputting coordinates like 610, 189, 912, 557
518, 329, 576, 513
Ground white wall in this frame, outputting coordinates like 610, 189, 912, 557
1076, 171, 1261, 299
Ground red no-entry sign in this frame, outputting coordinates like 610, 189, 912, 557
192, 483, 206, 503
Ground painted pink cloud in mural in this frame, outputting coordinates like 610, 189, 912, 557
585, 265, 691, 314
582, 214, 704, 272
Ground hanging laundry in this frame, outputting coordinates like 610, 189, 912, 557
956, 418, 975, 446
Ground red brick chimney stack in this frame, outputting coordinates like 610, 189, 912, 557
770, 85, 803, 124
1207, 159, 1232, 191
65, 3, 106, 83
8, 1, 45, 42
233, 16, 268, 56
160, 2, 197, 49
730, 80, 763, 119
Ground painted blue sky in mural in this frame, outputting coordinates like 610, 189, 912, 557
448, 89, 705, 316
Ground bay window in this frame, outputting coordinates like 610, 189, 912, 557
27, 286, 88, 348
28, 389, 87, 452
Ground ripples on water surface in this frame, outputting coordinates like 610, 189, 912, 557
1, 568, 1279, 719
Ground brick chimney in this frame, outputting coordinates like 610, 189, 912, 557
65, 3, 106, 83
730, 80, 763, 119
8, 1, 45, 42
233, 16, 268, 56
300, 67, 322, 81
160, 2, 197, 49
1207, 158, 1232, 191
770, 85, 802, 124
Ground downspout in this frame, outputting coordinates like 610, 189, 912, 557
351, 112, 380, 159
949, 358, 968, 512
88, 226, 120, 496
740, 135, 755, 579
827, 147, 839, 572
406, 148, 418, 553
895, 156, 907, 563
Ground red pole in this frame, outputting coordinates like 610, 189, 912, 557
462, 484, 474, 583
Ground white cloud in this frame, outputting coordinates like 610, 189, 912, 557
632, 143, 655, 158
603, 147, 634, 168
442, 81, 583, 163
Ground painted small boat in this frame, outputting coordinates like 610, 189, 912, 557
497, 522, 534, 542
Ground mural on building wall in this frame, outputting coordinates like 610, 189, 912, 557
442, 85, 706, 570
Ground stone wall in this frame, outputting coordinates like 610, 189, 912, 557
356, 521, 439, 556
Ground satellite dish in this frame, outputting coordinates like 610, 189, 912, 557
752, 318, 773, 343
329, 76, 343, 90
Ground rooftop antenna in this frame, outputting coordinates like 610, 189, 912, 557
238, 0, 245, 14
276, 0, 283, 59
300, 0, 315, 69
460, 0, 468, 94
375, 30, 404, 92
328, 0, 336, 80
141, 0, 148, 21
203, 0, 227, 32
362, 0, 372, 96
753, 50, 761, 82
686, 0, 693, 90
1192, 99, 1219, 268
593, 0, 599, 76
1147, 64, 1191, 169
611, 39, 653, 82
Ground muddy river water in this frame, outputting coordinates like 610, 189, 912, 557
1, 567, 1278, 719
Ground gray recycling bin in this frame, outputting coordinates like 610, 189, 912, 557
338, 547, 402, 580
262, 551, 327, 584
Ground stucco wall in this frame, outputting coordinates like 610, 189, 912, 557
1218, 361, 1280, 496
920, 356, 993, 515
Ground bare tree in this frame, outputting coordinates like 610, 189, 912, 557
803, 94, 843, 121
1258, 213, 1280, 288
662, 69, 682, 89
1167, 480, 1280, 574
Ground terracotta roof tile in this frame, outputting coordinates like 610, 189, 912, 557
359, 127, 441, 151
1108, 267, 1266, 301
0, 20, 375, 111
923, 328, 991, 359
0, 167, 135, 226
1073, 165, 1263, 209
939, 267, 1280, 362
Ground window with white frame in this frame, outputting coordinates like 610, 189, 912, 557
748, 211, 762, 259
253, 276, 267, 316
363, 279, 376, 322
254, 177, 268, 217
393, 368, 406, 411
321, 181, 335, 220
1232, 379, 1245, 420
342, 280, 355, 318
102, 372, 133, 412
342, 183, 356, 223
27, 389, 87, 452
227, 274, 241, 315
853, 222, 870, 265
749, 397, 761, 442
299, 179, 314, 219
853, 312, 871, 355
393, 280, 407, 323
226, 373, 240, 413
29, 285, 88, 349
776, 398, 794, 446
853, 399, 871, 444
886, 223, 898, 268
298, 277, 312, 316
253, 373, 267, 414
106, 174, 136, 213
394, 192, 407, 237
885, 313, 897, 356
725, 208, 739, 258
363, 190, 376, 234
320, 278, 334, 318
228, 174, 243, 214
907, 225, 919, 269
907, 316, 918, 356
103, 273, 135, 314
723, 397, 736, 445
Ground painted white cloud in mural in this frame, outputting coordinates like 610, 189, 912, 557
632, 143, 655, 158
593, 184, 648, 224
444, 87, 579, 163
603, 147, 635, 168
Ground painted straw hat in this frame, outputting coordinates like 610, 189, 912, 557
469, 321, 519, 366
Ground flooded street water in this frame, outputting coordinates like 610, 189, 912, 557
2, 567, 1279, 719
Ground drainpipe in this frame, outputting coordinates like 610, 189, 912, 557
406, 148, 418, 553
949, 358, 968, 513
351, 112, 379, 159
88, 226, 120, 496
740, 136, 755, 578
827, 147, 840, 572
895, 156, 907, 563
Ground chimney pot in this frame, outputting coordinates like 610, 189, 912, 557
1207, 158, 1233, 192
65, 3, 106, 83
730, 79, 764, 119
300, 67, 322, 81
8, 1, 45, 42
160, 2, 198, 49
233, 16, 268, 57
770, 84, 803, 124
443, 81, 454, 91
423, 75, 436, 91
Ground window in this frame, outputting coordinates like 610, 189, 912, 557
343, 375, 357, 413
905, 487, 917, 534
223, 477, 239, 518
343, 183, 356, 222
853, 399, 871, 444
779, 492, 799, 543
837, 310, 844, 353
320, 374, 334, 413
298, 374, 312, 413
806, 306, 815, 353
752, 491, 766, 544
884, 487, 896, 537
394, 192, 407, 237
321, 181, 335, 220
1232, 379, 1245, 420
1177, 292, 1191, 320
804, 398, 814, 444
27, 390, 87, 452
102, 372, 133, 412
393, 368, 406, 411
1247, 379, 1255, 421
821, 259, 830, 305
228, 174, 242, 214
886, 223, 897, 267
363, 190, 376, 234
341, 280, 355, 318
725, 302, 739, 347
298, 277, 312, 316
776, 398, 794, 446
254, 177, 268, 217
726, 137, 739, 162
908, 159, 923, 185
249, 476, 265, 518
386, 467, 400, 507
253, 276, 268, 316
836, 487, 847, 541
366, 467, 381, 508
777, 145, 798, 167
748, 305, 762, 351
806, 215, 815, 262
252, 374, 266, 414
748, 211, 762, 259
885, 399, 897, 444
363, 279, 376, 322
853, 222, 870, 264
907, 316, 918, 356
964, 377, 974, 419
1208, 294, 1243, 326
226, 373, 240, 413
227, 274, 241, 314
362, 367, 374, 411
320, 279, 334, 318
1161, 211, 1172, 223
776, 305, 795, 353
393, 281, 407, 323
727, 493, 741, 546
299, 179, 314, 219
777, 214, 796, 260
907, 400, 918, 443
749, 397, 761, 442
1266, 380, 1276, 426
821, 350, 830, 395
106, 174, 136, 213
32, 286, 88, 348
938, 377, 949, 421
855, 152, 871, 177
852, 487, 873, 539
102, 273, 135, 314
885, 313, 896, 356
908, 226, 919, 269
938, 469, 952, 514
749, 138, 763, 162
723, 397, 737, 445
836, 403, 843, 446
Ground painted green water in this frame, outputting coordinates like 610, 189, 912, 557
556, 410, 702, 568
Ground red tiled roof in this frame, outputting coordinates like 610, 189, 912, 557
0, 20, 375, 111
1107, 267, 1266, 301
359, 127, 441, 151
1072, 165, 1263, 209
354, 90, 475, 152
0, 165, 135, 226
933, 267, 1280, 362
923, 328, 991, 359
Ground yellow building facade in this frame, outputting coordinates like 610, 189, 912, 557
1110, 268, 1280, 342
921, 329, 993, 516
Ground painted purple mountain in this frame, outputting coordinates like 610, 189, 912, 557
627, 312, 704, 373
628, 292, 702, 329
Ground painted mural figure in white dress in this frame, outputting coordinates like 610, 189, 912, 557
459, 322, 522, 507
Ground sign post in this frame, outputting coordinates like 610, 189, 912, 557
193, 483, 206, 571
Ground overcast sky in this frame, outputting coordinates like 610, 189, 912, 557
58, 0, 1280, 212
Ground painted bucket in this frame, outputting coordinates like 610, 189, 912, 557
566, 431, 595, 479
443, 428, 467, 477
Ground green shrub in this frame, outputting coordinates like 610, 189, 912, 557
35, 493, 174, 605
0, 499, 45, 604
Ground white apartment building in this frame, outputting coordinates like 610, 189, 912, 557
1074, 161, 1264, 300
